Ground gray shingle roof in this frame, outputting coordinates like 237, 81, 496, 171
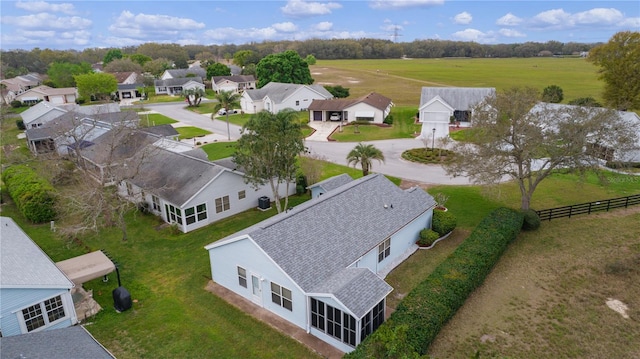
155, 77, 204, 87
0, 217, 74, 289
211, 174, 435, 314
307, 173, 353, 192
141, 124, 179, 137
128, 148, 227, 206
165, 68, 207, 79
244, 82, 333, 103
20, 101, 67, 125
0, 326, 115, 358
212, 75, 255, 84
420, 87, 495, 110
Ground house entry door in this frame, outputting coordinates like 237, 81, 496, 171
251, 274, 262, 306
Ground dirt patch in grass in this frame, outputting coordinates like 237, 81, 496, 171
428, 209, 640, 359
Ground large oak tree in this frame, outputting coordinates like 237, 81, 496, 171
255, 50, 313, 88
445, 87, 639, 210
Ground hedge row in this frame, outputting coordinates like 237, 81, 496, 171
346, 207, 524, 358
2, 165, 57, 223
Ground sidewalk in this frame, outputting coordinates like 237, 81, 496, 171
205, 281, 344, 359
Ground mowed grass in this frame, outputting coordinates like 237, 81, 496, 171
311, 57, 602, 106
141, 113, 178, 126
329, 106, 421, 141
175, 126, 212, 140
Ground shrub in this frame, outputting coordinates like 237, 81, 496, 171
10, 100, 23, 108
521, 208, 541, 231
2, 165, 57, 223
401, 148, 455, 164
432, 209, 457, 236
383, 114, 393, 125
418, 228, 440, 247
16, 119, 26, 130
346, 207, 524, 358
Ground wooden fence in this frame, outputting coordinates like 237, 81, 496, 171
536, 194, 640, 221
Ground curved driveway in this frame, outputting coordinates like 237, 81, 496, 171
147, 102, 472, 185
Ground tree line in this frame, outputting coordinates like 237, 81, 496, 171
1, 38, 599, 78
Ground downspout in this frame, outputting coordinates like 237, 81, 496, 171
306, 295, 311, 334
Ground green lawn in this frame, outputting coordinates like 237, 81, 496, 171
200, 141, 237, 160
175, 126, 212, 140
139, 113, 178, 126
329, 106, 421, 141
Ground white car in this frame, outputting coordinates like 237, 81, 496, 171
218, 109, 238, 115
329, 113, 341, 121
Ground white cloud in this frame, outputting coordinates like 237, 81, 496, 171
453, 12, 472, 25
531, 8, 571, 27
272, 22, 298, 32
572, 8, 624, 25
281, 0, 342, 17
313, 21, 333, 31
108, 11, 205, 40
451, 28, 496, 44
15, 1, 76, 14
496, 13, 522, 26
1, 13, 91, 30
498, 28, 526, 38
370, 0, 444, 10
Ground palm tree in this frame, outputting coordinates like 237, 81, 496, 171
212, 90, 241, 141
183, 87, 205, 107
346, 143, 385, 177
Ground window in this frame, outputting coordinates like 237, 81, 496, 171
237, 266, 247, 288
311, 298, 357, 347
361, 299, 385, 342
295, 100, 300, 106
378, 238, 391, 262
270, 282, 292, 311
238, 190, 246, 200
21, 295, 66, 333
185, 203, 207, 225
152, 195, 161, 211
215, 196, 230, 213
166, 204, 182, 225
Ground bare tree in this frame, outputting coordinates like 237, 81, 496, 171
445, 87, 639, 210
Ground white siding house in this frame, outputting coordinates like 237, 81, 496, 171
0, 217, 78, 337
205, 174, 436, 353
240, 82, 333, 114
307, 92, 393, 124
418, 87, 495, 140
212, 75, 256, 94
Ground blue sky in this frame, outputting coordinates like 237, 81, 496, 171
1, 0, 638, 50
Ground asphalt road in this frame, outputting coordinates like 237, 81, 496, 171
147, 102, 472, 185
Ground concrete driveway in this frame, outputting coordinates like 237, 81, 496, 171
146, 102, 242, 141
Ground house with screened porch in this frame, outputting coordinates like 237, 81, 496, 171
204, 174, 436, 353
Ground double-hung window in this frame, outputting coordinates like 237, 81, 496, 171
237, 266, 247, 288
378, 238, 391, 262
270, 282, 292, 311
21, 295, 67, 332
215, 196, 230, 213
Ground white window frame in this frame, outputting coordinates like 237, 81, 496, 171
215, 195, 230, 213
17, 294, 69, 334
270, 282, 292, 311
237, 266, 247, 288
378, 238, 391, 262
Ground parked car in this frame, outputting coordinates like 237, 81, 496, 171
329, 113, 341, 121
218, 109, 239, 115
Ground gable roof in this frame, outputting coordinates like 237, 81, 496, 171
419, 87, 495, 110
208, 174, 435, 311
212, 75, 255, 85
20, 101, 67, 124
141, 124, 179, 137
244, 82, 333, 103
164, 68, 207, 79
308, 92, 392, 112
128, 148, 230, 206
17, 85, 76, 97
155, 77, 204, 87
307, 173, 353, 192
111, 71, 138, 83
0, 217, 74, 289
0, 326, 115, 359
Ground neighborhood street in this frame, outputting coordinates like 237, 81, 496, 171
147, 102, 473, 185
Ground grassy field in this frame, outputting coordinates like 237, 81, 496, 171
175, 126, 212, 140
311, 57, 602, 107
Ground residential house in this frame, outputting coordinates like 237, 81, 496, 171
111, 71, 143, 101
212, 75, 256, 94
240, 82, 333, 114
154, 77, 205, 96
308, 92, 393, 124
0, 326, 116, 358
418, 87, 495, 140
115, 144, 295, 233
0, 73, 42, 103
205, 174, 436, 353
20, 101, 121, 129
0, 217, 78, 337
14, 85, 77, 106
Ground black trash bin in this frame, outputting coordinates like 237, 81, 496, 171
113, 286, 132, 312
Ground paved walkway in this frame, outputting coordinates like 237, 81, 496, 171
307, 121, 340, 141
205, 281, 344, 359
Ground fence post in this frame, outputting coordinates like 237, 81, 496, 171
606, 199, 611, 212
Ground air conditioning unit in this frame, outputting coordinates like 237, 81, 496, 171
258, 196, 271, 211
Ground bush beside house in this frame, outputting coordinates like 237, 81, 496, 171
2, 165, 57, 223
346, 207, 524, 358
